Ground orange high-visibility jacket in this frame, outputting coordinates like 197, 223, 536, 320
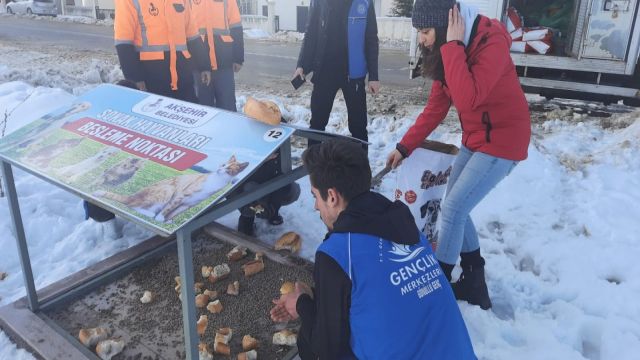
191, 0, 244, 70
114, 0, 202, 90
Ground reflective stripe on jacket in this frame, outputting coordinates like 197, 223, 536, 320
191, 0, 244, 70
114, 0, 200, 90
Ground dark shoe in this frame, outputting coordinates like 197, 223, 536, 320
451, 253, 492, 310
254, 201, 276, 221
438, 261, 454, 282
268, 214, 284, 226
237, 215, 255, 236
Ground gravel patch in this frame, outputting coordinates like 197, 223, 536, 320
46, 231, 313, 360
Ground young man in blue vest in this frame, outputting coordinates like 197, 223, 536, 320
270, 140, 476, 359
294, 0, 380, 148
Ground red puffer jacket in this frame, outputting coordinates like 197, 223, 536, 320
399, 16, 531, 161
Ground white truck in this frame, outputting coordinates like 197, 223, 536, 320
409, 0, 640, 105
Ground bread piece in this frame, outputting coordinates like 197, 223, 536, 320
215, 327, 233, 344
195, 293, 209, 308
272, 330, 297, 346
140, 290, 154, 304
199, 343, 213, 360
242, 260, 264, 277
242, 335, 259, 351
207, 300, 223, 314
243, 97, 282, 126
280, 282, 295, 295
275, 232, 301, 253
197, 315, 208, 335
95, 339, 125, 360
227, 246, 247, 261
214, 341, 231, 356
78, 327, 109, 347
227, 281, 240, 296
201, 266, 213, 278
208, 263, 231, 283
237, 350, 258, 360
194, 282, 204, 293
203, 289, 218, 299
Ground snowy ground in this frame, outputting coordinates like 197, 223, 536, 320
1, 36, 640, 360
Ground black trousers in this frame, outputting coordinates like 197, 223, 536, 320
237, 150, 301, 219
142, 57, 199, 103
310, 76, 368, 143
194, 67, 237, 112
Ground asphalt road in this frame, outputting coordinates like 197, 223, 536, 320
0, 16, 419, 89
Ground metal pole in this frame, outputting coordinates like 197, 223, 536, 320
280, 139, 292, 174
1, 161, 39, 311
176, 227, 198, 360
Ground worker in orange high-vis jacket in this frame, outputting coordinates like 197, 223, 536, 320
114, 0, 211, 102
191, 0, 244, 111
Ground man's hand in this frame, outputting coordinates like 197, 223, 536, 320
201, 71, 211, 86
270, 299, 295, 322
386, 149, 404, 169
136, 81, 147, 91
368, 80, 380, 94
233, 63, 243, 73
447, 6, 465, 43
269, 282, 313, 323
293, 67, 305, 81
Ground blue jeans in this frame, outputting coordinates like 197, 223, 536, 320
435, 146, 518, 265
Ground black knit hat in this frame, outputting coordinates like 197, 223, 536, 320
412, 0, 456, 29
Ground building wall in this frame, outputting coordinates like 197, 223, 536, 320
273, 0, 310, 31
377, 16, 412, 40
379, 0, 393, 17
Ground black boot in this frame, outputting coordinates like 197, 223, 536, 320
451, 249, 492, 310
237, 215, 255, 236
438, 261, 454, 282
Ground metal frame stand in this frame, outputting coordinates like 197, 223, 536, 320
0, 129, 349, 359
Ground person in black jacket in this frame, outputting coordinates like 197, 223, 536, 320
270, 140, 475, 359
294, 0, 380, 146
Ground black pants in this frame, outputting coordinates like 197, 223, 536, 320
237, 150, 300, 219
141, 57, 198, 103
310, 77, 368, 143
84, 201, 115, 222
194, 67, 237, 111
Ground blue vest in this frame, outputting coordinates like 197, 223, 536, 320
347, 0, 369, 79
319, 232, 477, 359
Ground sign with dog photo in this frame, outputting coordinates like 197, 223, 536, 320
0, 84, 294, 236
395, 141, 458, 249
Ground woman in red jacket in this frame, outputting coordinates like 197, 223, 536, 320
387, 0, 531, 310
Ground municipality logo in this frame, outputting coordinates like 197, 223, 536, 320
389, 244, 427, 263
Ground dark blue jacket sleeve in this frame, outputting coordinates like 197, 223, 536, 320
296, 251, 355, 360
365, 1, 379, 81
231, 26, 245, 64
115, 44, 145, 82
187, 37, 212, 72
297, 0, 319, 73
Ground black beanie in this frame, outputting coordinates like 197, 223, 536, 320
412, 0, 456, 29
